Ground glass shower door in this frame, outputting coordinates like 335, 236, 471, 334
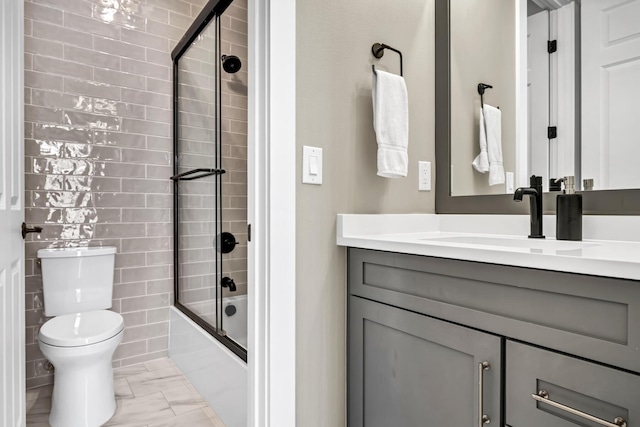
219, 8, 249, 350
173, 1, 247, 361
175, 18, 222, 334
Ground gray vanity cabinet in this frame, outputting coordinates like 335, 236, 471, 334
348, 296, 502, 427
347, 248, 640, 427
506, 341, 640, 426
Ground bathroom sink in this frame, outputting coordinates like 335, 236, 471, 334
421, 235, 598, 252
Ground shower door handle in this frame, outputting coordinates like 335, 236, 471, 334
170, 168, 226, 181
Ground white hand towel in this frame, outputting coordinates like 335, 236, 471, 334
472, 104, 504, 186
472, 107, 490, 173
372, 70, 409, 178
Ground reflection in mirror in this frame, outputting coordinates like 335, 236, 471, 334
581, 0, 640, 191
450, 0, 518, 196
449, 0, 640, 197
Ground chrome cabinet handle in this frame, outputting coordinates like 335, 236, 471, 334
478, 361, 491, 426
532, 390, 627, 427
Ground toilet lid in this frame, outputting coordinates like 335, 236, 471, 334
39, 310, 124, 347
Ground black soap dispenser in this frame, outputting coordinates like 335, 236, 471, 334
556, 176, 582, 241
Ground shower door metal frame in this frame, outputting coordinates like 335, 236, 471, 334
171, 0, 247, 362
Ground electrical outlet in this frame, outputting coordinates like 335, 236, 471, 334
419, 161, 431, 191
505, 172, 515, 194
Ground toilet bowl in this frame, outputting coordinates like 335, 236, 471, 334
38, 310, 124, 427
37, 246, 122, 427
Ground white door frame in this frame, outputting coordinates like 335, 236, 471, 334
248, 0, 296, 426
550, 2, 577, 181
1, 0, 26, 425
526, 9, 550, 189
516, 0, 529, 189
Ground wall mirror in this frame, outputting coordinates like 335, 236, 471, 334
435, 0, 640, 214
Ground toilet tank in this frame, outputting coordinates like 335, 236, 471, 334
38, 247, 117, 317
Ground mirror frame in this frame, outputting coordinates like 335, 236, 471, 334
434, 0, 640, 215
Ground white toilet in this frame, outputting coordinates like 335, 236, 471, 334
37, 246, 124, 427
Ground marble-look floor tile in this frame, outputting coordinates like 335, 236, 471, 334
115, 377, 135, 400
203, 407, 228, 427
147, 408, 216, 427
26, 395, 51, 425
26, 358, 227, 427
163, 383, 207, 415
114, 363, 149, 378
26, 384, 53, 402
181, 379, 207, 401
127, 365, 184, 397
104, 391, 173, 427
144, 357, 175, 372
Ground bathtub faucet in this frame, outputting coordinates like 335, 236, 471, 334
221, 277, 237, 292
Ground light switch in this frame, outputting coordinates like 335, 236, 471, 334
302, 146, 323, 185
309, 156, 319, 175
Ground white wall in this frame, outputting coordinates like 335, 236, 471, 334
295, 0, 435, 425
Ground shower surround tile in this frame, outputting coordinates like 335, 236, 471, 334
24, 0, 210, 389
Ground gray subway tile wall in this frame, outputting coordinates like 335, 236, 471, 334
23, 0, 219, 389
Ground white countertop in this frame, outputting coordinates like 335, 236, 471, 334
337, 214, 640, 281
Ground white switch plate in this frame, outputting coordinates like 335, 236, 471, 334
302, 146, 323, 185
419, 161, 431, 191
505, 172, 515, 194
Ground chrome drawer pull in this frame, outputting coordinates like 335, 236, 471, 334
478, 361, 491, 426
532, 390, 627, 427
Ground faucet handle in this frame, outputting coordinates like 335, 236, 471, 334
530, 175, 543, 186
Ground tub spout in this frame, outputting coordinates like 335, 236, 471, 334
221, 277, 237, 292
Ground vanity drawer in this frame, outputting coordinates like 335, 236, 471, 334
505, 341, 640, 426
348, 248, 640, 373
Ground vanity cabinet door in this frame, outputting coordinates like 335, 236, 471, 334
348, 296, 502, 427
505, 340, 640, 426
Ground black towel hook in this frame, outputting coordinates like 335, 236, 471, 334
371, 43, 403, 76
478, 83, 493, 108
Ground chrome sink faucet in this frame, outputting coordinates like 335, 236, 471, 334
514, 175, 545, 239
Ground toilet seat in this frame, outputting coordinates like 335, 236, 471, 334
39, 310, 124, 347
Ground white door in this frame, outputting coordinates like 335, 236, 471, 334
528, 11, 550, 188
582, 0, 640, 190
549, 2, 577, 182
1, 1, 26, 426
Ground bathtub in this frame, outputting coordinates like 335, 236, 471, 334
222, 294, 247, 349
169, 295, 248, 427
